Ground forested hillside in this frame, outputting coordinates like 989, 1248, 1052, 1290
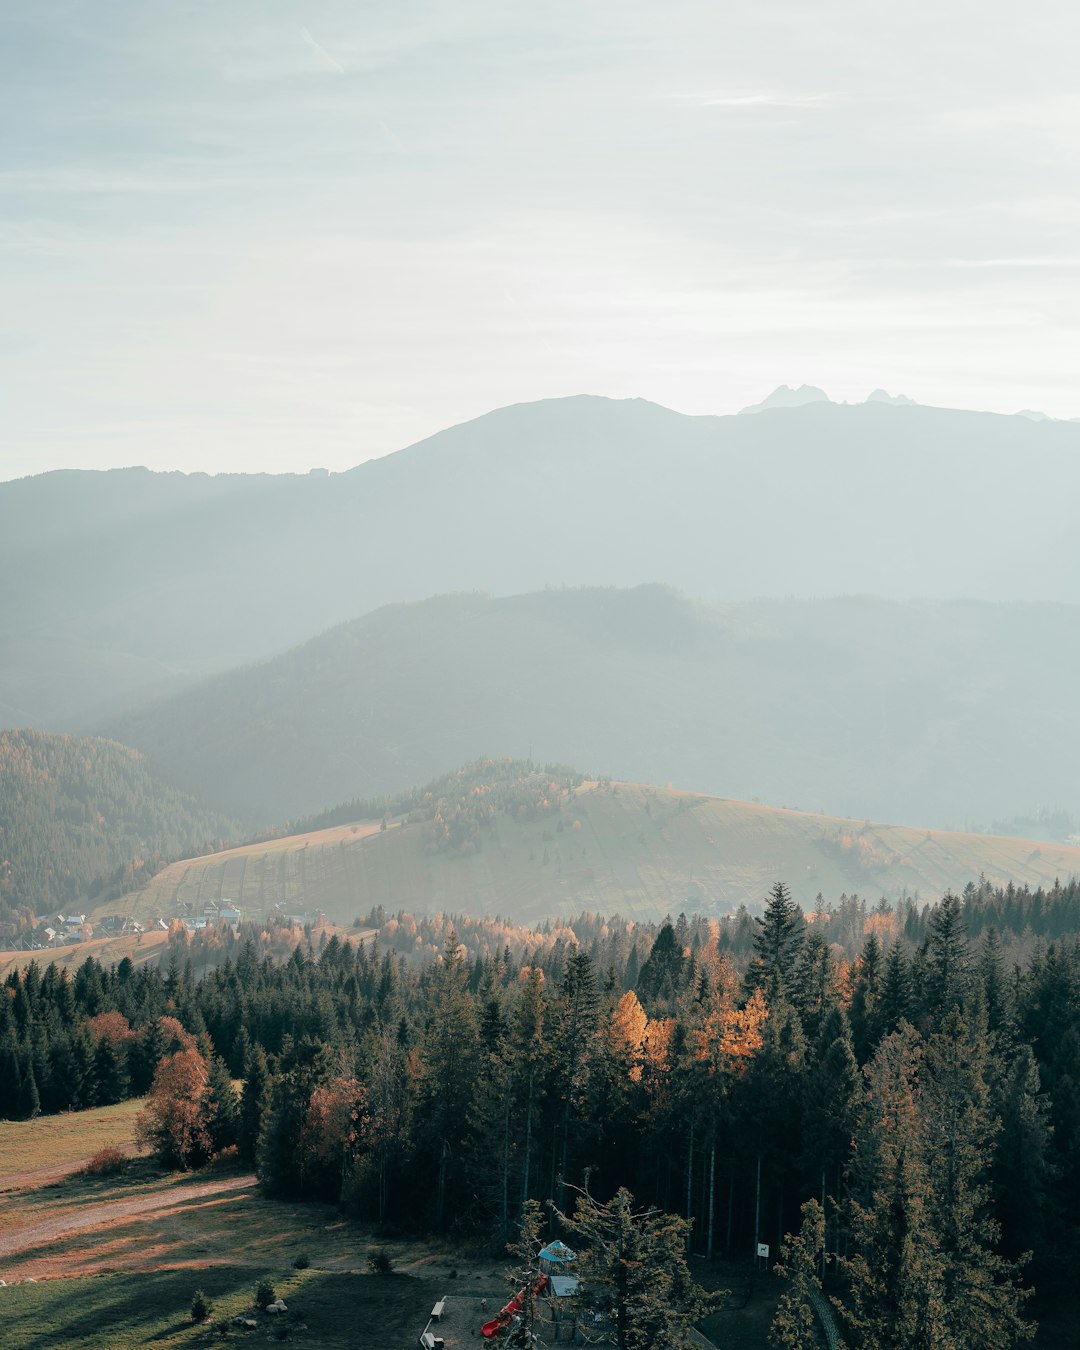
4, 883, 1079, 1342
0, 730, 237, 932
104, 587, 1080, 829
5, 396, 1080, 728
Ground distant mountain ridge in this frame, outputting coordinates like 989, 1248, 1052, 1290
103, 586, 1080, 831
5, 394, 1080, 729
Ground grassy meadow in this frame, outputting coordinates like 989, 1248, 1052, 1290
94, 781, 1080, 929
0, 930, 169, 981
0, 1098, 144, 1184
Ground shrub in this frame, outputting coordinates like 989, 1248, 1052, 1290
191, 1289, 212, 1322
293, 1253, 310, 1269
255, 1277, 277, 1309
367, 1247, 394, 1274
82, 1147, 126, 1177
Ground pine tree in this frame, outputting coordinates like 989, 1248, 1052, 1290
636, 923, 687, 1010
770, 1199, 830, 1350
748, 882, 804, 1001
238, 1041, 271, 1164
420, 929, 479, 1227
93, 1032, 130, 1105
555, 1181, 719, 1350
841, 1018, 1034, 1349
841, 1024, 946, 1349
504, 1198, 546, 1345
553, 949, 600, 1211
877, 945, 912, 1037
17, 1048, 40, 1119
205, 1054, 239, 1154
920, 1012, 1034, 1347
849, 933, 882, 1062
923, 893, 970, 1024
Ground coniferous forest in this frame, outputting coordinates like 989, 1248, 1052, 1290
4, 880, 1079, 1344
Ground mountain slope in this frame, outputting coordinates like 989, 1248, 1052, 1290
103, 587, 1080, 830
105, 777, 1080, 927
0, 729, 238, 924
5, 396, 1080, 727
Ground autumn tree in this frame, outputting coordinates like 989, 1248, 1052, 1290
137, 1048, 212, 1169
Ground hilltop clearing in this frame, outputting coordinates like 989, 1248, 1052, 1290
101, 779, 1080, 925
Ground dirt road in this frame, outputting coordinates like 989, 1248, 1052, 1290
0, 1173, 255, 1263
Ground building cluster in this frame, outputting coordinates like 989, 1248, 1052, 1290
10, 899, 244, 951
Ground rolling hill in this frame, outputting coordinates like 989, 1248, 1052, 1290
5, 395, 1080, 728
101, 778, 1080, 927
104, 586, 1080, 831
0, 729, 238, 925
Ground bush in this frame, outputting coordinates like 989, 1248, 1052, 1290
82, 1147, 126, 1177
367, 1247, 394, 1274
255, 1277, 277, 1309
191, 1289, 212, 1322
293, 1253, 310, 1269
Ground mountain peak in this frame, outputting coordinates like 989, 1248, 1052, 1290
866, 389, 916, 406
738, 384, 831, 415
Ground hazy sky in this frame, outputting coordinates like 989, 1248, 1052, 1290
3, 2, 1079, 479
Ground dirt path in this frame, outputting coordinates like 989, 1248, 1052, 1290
0, 1173, 255, 1263
0, 1147, 143, 1197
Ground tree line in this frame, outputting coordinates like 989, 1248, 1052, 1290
3, 884, 1079, 1345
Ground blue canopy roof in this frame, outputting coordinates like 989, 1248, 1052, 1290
538, 1241, 575, 1263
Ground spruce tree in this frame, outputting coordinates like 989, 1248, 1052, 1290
555, 1182, 719, 1350
748, 882, 804, 1000
238, 1041, 270, 1164
923, 893, 970, 1024
93, 1033, 130, 1105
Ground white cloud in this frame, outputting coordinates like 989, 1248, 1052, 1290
300, 27, 345, 75
669, 89, 835, 108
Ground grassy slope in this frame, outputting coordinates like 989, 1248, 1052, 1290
0, 1099, 144, 1184
0, 930, 169, 981
97, 782, 1080, 926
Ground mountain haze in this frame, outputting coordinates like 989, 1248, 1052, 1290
104, 586, 1080, 831
5, 396, 1080, 728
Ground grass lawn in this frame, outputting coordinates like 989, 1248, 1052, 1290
0, 1268, 445, 1350
0, 1099, 144, 1185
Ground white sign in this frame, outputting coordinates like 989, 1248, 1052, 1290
757, 1243, 770, 1259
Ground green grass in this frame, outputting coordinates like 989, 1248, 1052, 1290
0, 1268, 444, 1349
0, 1100, 144, 1183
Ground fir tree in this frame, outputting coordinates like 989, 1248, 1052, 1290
749, 882, 804, 1001
555, 1180, 720, 1350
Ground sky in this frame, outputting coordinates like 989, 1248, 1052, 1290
2, 1, 1079, 480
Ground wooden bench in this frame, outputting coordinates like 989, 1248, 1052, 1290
419, 1334, 444, 1350
430, 1300, 446, 1321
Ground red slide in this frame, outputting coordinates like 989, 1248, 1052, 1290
480, 1276, 549, 1338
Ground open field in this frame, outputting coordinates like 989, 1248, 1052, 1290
0, 930, 169, 981
0, 1098, 144, 1191
92, 781, 1080, 927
